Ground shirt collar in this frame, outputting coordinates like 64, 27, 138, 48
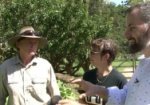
13, 55, 38, 67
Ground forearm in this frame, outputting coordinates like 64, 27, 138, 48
72, 79, 109, 103
84, 84, 109, 101
96, 85, 109, 101
0, 88, 7, 105
0, 71, 7, 105
106, 86, 127, 105
0, 99, 6, 105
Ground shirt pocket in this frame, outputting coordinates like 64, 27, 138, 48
32, 77, 47, 89
7, 72, 20, 83
7, 74, 21, 93
31, 77, 47, 94
32, 77, 46, 84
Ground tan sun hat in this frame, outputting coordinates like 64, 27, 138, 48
8, 26, 47, 48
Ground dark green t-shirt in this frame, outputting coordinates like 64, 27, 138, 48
82, 68, 127, 105
83, 68, 127, 89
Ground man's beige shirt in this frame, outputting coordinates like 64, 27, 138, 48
0, 55, 60, 105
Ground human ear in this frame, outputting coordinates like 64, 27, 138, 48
104, 53, 110, 60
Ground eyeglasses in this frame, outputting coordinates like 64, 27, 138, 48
20, 30, 39, 36
90, 51, 100, 55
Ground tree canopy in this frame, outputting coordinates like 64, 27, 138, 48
0, 0, 146, 75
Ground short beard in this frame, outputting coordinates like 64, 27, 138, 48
129, 40, 145, 54
129, 30, 149, 54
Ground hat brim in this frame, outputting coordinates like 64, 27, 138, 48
8, 35, 47, 48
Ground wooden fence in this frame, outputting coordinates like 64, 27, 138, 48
113, 58, 138, 81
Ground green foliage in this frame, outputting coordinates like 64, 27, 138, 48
104, 3, 128, 55
127, 0, 145, 5
57, 80, 78, 100
0, 0, 107, 73
0, 0, 131, 75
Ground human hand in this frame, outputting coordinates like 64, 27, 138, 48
50, 95, 62, 105
71, 78, 100, 96
71, 78, 108, 100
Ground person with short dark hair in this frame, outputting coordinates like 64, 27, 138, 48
82, 38, 127, 105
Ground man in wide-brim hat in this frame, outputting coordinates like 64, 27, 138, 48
8, 26, 47, 48
0, 26, 61, 105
